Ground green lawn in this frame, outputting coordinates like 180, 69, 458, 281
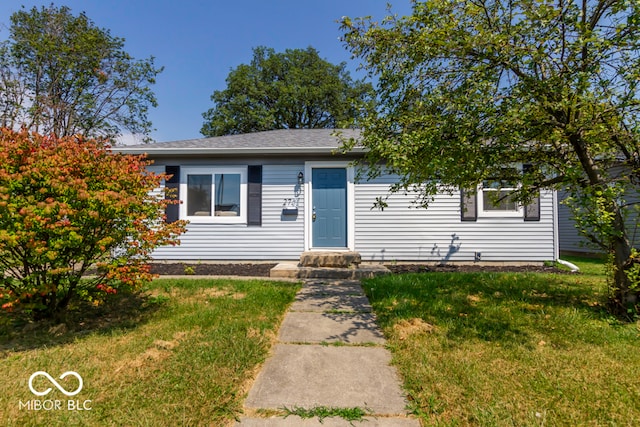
3, 258, 638, 426
362, 256, 640, 426
0, 278, 300, 426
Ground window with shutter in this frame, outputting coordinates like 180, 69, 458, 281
460, 164, 541, 221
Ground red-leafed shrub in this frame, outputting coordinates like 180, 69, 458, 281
0, 129, 186, 319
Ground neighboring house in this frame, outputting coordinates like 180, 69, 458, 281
118, 128, 560, 263
558, 190, 640, 255
558, 196, 594, 255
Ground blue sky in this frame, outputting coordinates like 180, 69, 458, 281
0, 1, 413, 143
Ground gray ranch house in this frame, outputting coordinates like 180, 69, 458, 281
118, 129, 560, 265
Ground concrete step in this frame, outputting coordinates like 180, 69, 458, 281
299, 251, 362, 268
270, 262, 390, 280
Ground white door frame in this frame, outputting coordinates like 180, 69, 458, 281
304, 161, 355, 251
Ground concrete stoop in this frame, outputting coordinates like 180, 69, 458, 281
299, 251, 362, 268
270, 252, 390, 280
270, 262, 390, 280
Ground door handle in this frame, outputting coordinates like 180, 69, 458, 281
312, 207, 316, 222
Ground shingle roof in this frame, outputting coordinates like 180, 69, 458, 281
117, 128, 363, 156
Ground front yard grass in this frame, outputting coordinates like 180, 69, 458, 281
363, 256, 640, 426
0, 278, 300, 426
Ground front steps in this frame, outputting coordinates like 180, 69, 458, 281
270, 251, 390, 280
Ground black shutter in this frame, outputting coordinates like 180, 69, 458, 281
524, 193, 540, 221
247, 165, 262, 226
165, 166, 180, 224
522, 164, 540, 221
461, 189, 477, 221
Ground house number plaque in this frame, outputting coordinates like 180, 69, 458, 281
282, 198, 299, 208
282, 198, 299, 215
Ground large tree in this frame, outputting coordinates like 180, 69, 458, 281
341, 0, 640, 316
201, 46, 375, 136
0, 5, 162, 141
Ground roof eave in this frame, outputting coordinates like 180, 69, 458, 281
115, 146, 367, 156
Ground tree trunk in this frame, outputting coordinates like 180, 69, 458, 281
609, 202, 638, 317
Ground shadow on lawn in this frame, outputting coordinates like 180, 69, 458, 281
363, 271, 608, 347
0, 291, 164, 355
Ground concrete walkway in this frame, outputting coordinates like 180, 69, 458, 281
236, 280, 420, 426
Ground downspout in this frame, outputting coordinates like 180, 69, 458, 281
557, 258, 580, 272
554, 189, 580, 272
553, 189, 560, 261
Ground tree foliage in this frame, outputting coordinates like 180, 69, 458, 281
341, 0, 640, 315
0, 129, 186, 319
201, 46, 375, 136
0, 5, 162, 141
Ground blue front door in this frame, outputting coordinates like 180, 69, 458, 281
312, 168, 347, 248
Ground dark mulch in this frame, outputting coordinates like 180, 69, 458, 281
149, 262, 567, 277
386, 264, 567, 274
149, 263, 277, 277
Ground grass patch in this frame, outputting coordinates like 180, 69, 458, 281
0, 278, 300, 426
283, 405, 372, 423
363, 257, 640, 426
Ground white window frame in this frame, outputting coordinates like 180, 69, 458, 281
180, 166, 247, 224
477, 166, 523, 218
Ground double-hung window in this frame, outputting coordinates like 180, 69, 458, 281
478, 168, 523, 218
181, 167, 247, 223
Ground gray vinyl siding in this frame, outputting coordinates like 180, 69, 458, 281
354, 175, 557, 262
151, 162, 305, 260
148, 161, 557, 262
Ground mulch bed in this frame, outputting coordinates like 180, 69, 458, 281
149, 263, 277, 277
386, 264, 566, 274
149, 262, 567, 277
